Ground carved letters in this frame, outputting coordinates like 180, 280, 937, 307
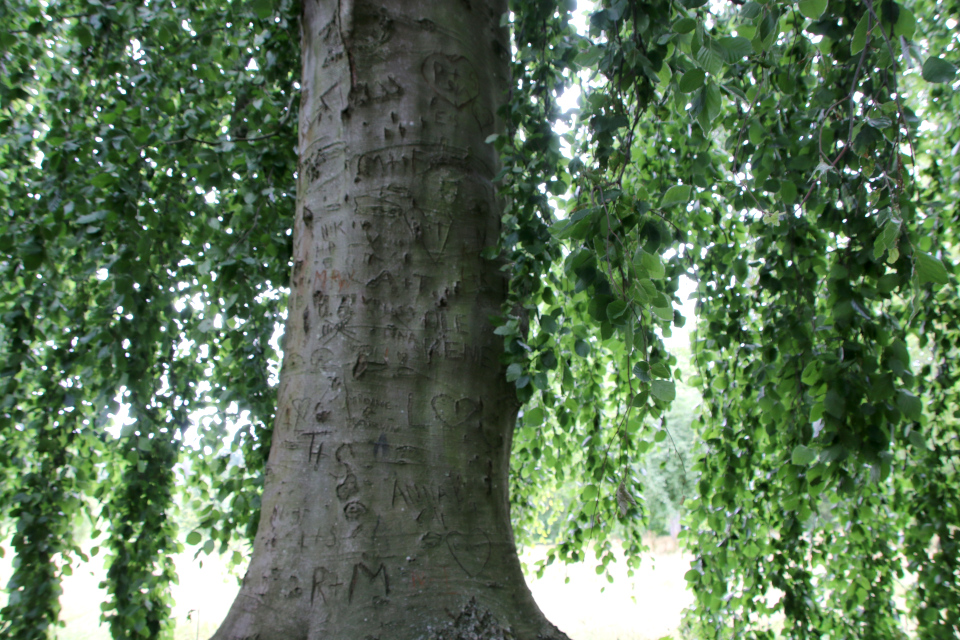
349, 76, 403, 107
303, 432, 325, 467
301, 141, 345, 184
402, 205, 452, 263
311, 566, 343, 606
421, 54, 479, 108
348, 562, 389, 603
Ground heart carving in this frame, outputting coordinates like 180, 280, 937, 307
421, 54, 479, 108
403, 205, 452, 264
431, 394, 480, 427
446, 531, 491, 577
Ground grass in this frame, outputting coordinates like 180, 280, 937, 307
1, 535, 692, 640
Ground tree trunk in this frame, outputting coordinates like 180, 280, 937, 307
212, 2, 567, 639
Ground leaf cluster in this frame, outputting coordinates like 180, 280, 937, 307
1, 0, 298, 634
501, 0, 959, 636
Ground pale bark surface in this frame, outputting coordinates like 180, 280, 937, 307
211, 2, 567, 639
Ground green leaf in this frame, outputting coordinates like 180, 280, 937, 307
792, 445, 817, 465
907, 429, 927, 449
810, 402, 825, 423
896, 390, 922, 421
656, 62, 673, 85
133, 127, 151, 144
91, 173, 117, 189
494, 323, 516, 336
635, 248, 666, 279
637, 279, 658, 302
582, 484, 599, 501
779, 180, 798, 204
576, 45, 604, 68
633, 361, 651, 382
524, 407, 545, 426
820, 444, 847, 464
674, 17, 697, 34
540, 350, 557, 370
574, 339, 591, 358
916, 252, 949, 286
251, 0, 273, 19
716, 36, 753, 63
652, 297, 674, 323
877, 273, 900, 294
824, 389, 846, 418
186, 531, 202, 545
699, 82, 722, 127
893, 7, 915, 38
695, 43, 724, 75
756, 10, 781, 50
740, 2, 763, 20
606, 299, 628, 321
661, 184, 692, 207
851, 13, 870, 56
539, 314, 558, 335
678, 68, 706, 93
506, 363, 523, 382
651, 380, 676, 403
798, 0, 827, 20
874, 219, 900, 259
22, 241, 43, 270
921, 56, 958, 83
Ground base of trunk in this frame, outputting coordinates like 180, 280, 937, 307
426, 598, 564, 640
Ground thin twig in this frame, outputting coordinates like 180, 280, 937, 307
799, 13, 873, 210
166, 91, 297, 147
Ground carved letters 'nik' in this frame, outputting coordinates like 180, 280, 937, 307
211, 2, 567, 640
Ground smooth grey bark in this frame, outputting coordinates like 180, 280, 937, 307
212, 2, 568, 639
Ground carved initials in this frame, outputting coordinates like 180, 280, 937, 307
349, 562, 389, 603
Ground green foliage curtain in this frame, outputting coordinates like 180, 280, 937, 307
2, 0, 958, 637
1, 0, 298, 634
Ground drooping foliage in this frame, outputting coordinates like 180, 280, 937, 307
501, 0, 959, 638
1, 0, 299, 635
1, 0, 958, 639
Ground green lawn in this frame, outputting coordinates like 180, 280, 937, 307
2, 536, 692, 640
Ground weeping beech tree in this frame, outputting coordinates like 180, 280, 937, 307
211, 1, 566, 638
2, 0, 959, 639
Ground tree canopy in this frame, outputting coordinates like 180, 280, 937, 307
1, 0, 959, 638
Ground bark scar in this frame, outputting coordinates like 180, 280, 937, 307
337, 0, 358, 91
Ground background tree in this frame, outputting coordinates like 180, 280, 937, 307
1, 0, 958, 639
